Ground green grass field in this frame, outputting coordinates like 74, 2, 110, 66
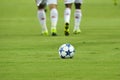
0, 0, 120, 80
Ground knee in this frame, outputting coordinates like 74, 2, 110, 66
75, 3, 82, 9
49, 4, 57, 10
65, 4, 72, 9
38, 4, 46, 10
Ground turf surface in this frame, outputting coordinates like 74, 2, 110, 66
0, 0, 120, 80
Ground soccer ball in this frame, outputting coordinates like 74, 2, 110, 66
58, 43, 75, 59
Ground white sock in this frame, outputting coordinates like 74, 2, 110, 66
50, 8, 58, 30
64, 8, 71, 24
74, 9, 82, 30
38, 9, 48, 32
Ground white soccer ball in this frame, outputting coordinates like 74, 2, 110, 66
58, 43, 75, 59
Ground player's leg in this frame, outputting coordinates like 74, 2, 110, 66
73, 0, 82, 34
48, 0, 58, 36
36, 0, 48, 35
64, 0, 74, 36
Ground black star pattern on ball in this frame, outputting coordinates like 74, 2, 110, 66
66, 50, 71, 56
59, 48, 64, 53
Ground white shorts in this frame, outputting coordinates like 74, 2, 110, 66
64, 0, 82, 4
36, 0, 57, 6
47, 0, 57, 5
36, 0, 46, 6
